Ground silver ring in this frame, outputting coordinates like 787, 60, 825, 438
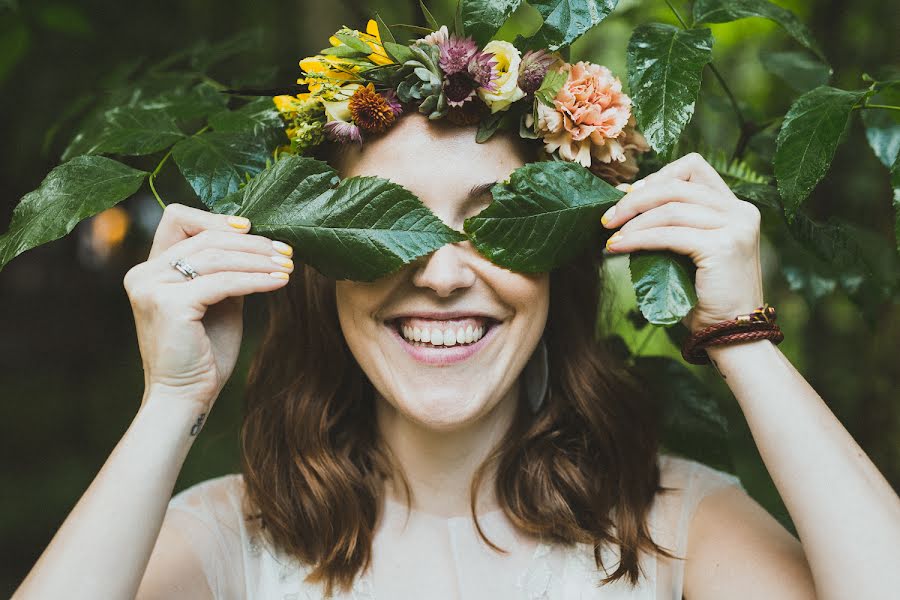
169, 257, 200, 280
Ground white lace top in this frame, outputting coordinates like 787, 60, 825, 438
164, 453, 743, 599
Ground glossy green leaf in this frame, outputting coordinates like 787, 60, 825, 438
0, 156, 147, 271
172, 131, 271, 208
527, 0, 618, 51
217, 155, 467, 281
693, 0, 826, 62
464, 161, 621, 272
774, 86, 866, 221
627, 24, 713, 154
420, 1, 441, 31
460, 0, 523, 45
136, 82, 228, 121
759, 50, 831, 93
629, 250, 698, 326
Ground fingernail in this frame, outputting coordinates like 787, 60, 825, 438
269, 272, 290, 280
601, 205, 617, 227
606, 231, 624, 249
272, 240, 293, 257
270, 255, 294, 268
228, 216, 250, 229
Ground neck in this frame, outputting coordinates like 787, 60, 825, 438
375, 384, 519, 518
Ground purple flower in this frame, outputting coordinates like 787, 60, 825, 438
323, 120, 363, 144
467, 50, 499, 92
380, 89, 404, 116
519, 49, 559, 96
438, 35, 478, 75
443, 72, 477, 107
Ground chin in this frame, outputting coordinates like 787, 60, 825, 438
384, 385, 500, 432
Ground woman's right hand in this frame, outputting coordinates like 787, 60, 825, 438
123, 203, 294, 410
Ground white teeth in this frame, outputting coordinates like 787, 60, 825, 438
397, 321, 490, 346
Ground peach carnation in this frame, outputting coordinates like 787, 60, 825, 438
588, 115, 650, 185
531, 61, 634, 168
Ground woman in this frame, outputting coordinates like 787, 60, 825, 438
13, 113, 900, 599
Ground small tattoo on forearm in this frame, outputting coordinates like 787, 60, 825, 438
190, 413, 207, 436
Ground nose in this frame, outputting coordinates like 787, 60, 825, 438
411, 242, 477, 297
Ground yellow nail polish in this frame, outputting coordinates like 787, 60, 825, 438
606, 231, 623, 248
227, 216, 250, 229
601, 205, 617, 226
271, 255, 294, 268
269, 272, 290, 280
624, 184, 634, 193
272, 240, 293, 257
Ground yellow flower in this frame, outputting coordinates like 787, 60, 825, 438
297, 54, 359, 100
477, 40, 526, 113
328, 19, 393, 66
273, 95, 303, 116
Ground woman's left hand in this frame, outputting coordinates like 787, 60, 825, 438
600, 152, 765, 334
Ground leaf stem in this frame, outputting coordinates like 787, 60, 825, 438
635, 324, 660, 355
146, 124, 210, 210
856, 103, 900, 112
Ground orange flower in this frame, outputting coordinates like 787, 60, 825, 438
349, 83, 396, 132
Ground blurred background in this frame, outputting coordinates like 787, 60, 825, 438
1, 0, 897, 594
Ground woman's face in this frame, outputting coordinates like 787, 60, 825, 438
333, 113, 550, 431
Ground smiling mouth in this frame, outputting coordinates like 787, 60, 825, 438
386, 316, 499, 348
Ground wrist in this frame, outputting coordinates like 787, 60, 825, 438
137, 389, 212, 440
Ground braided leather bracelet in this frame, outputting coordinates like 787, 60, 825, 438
681, 304, 784, 365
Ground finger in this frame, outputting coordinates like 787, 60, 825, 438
149, 203, 252, 259
605, 225, 717, 260
602, 179, 722, 229
157, 230, 294, 266
618, 202, 726, 235
643, 152, 733, 196
157, 249, 295, 283
181, 270, 291, 308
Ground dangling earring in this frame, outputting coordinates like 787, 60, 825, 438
523, 336, 549, 413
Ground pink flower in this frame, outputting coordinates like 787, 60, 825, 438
588, 115, 650, 185
323, 120, 363, 144
438, 35, 478, 75
530, 61, 634, 168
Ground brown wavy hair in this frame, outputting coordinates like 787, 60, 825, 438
239, 140, 679, 596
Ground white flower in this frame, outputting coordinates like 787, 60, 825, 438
477, 40, 526, 113
418, 25, 449, 46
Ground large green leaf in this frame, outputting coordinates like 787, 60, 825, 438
463, 161, 621, 272
208, 97, 283, 135
527, 0, 618, 51
0, 156, 147, 271
83, 106, 184, 156
217, 155, 467, 281
627, 24, 713, 154
460, 0, 523, 45
633, 356, 732, 468
629, 250, 698, 326
172, 131, 272, 208
774, 86, 866, 221
693, 0, 826, 62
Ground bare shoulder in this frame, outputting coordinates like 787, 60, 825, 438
677, 458, 816, 600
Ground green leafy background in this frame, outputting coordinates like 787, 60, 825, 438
0, 0, 897, 595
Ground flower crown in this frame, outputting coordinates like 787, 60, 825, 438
273, 18, 650, 185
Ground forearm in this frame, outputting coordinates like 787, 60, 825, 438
706, 339, 900, 600
13, 393, 206, 600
